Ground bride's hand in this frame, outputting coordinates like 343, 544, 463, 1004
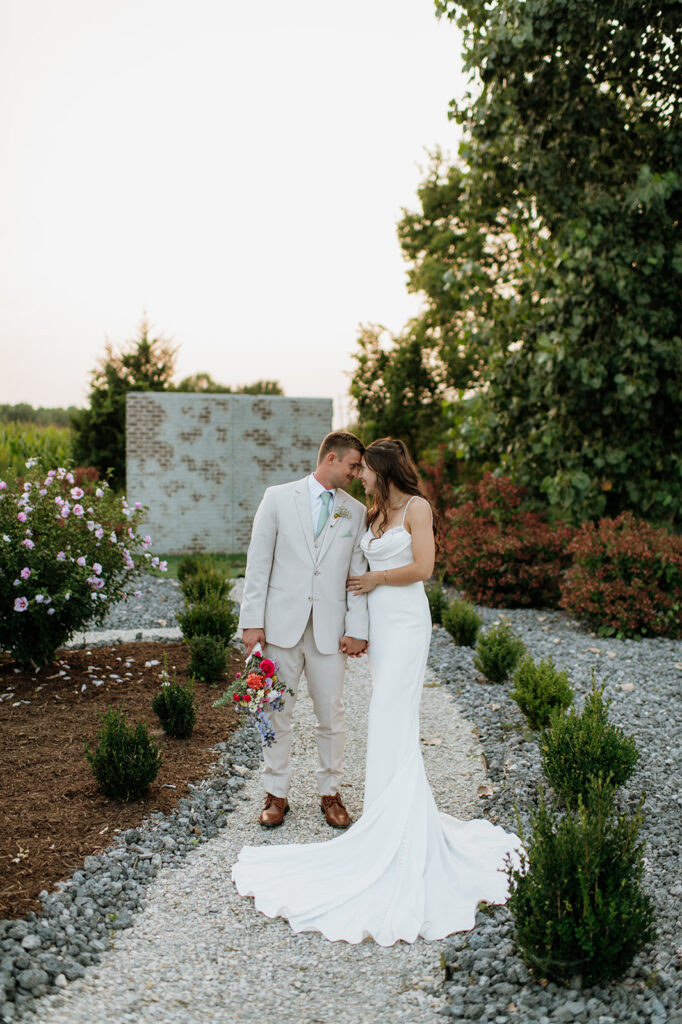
347, 572, 378, 595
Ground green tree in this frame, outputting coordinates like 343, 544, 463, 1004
353, 2, 682, 523
433, 0, 682, 524
71, 318, 176, 488
176, 373, 284, 395
349, 322, 446, 455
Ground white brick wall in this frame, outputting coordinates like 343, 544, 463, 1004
126, 393, 332, 554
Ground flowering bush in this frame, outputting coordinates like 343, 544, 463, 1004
560, 512, 682, 639
0, 461, 166, 668
441, 474, 574, 608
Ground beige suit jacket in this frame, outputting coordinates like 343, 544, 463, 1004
238, 477, 369, 654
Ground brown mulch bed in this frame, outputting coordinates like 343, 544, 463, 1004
0, 641, 241, 921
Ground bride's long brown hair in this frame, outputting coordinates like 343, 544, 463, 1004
364, 438, 440, 549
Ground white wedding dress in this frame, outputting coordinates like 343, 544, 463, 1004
231, 510, 521, 945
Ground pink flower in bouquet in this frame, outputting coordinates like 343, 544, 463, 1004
260, 659, 276, 677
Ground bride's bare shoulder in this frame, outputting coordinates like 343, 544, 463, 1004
405, 495, 433, 525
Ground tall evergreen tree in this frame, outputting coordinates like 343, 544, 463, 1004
71, 318, 176, 488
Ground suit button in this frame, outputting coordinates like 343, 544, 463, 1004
314, 570, 320, 576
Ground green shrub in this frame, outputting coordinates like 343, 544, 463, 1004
177, 554, 205, 585
560, 512, 682, 639
474, 620, 525, 682
152, 657, 197, 738
541, 680, 640, 809
85, 707, 162, 801
181, 565, 233, 604
425, 581, 447, 625
509, 655, 574, 731
442, 598, 483, 647
178, 598, 238, 645
188, 633, 228, 683
507, 781, 656, 985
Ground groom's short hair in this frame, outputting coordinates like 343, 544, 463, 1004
317, 431, 364, 464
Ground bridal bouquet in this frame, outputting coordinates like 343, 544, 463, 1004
213, 645, 293, 746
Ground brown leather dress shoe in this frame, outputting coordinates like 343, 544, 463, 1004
259, 793, 289, 827
320, 793, 350, 829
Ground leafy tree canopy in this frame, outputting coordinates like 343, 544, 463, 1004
352, 0, 682, 524
177, 374, 283, 395
0, 403, 79, 427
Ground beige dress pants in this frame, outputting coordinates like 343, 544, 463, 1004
263, 613, 347, 799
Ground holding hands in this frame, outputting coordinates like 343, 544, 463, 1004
339, 635, 367, 657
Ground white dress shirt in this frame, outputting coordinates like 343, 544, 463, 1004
307, 473, 336, 529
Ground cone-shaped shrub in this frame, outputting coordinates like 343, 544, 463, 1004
85, 707, 162, 801
509, 655, 574, 731
474, 620, 525, 682
180, 565, 233, 605
507, 781, 656, 985
152, 657, 197, 738
188, 634, 228, 683
425, 582, 447, 625
177, 553, 205, 585
178, 598, 238, 645
442, 598, 483, 647
541, 680, 640, 810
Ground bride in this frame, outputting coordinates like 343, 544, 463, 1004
231, 438, 521, 946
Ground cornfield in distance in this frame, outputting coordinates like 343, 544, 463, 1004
0, 422, 74, 481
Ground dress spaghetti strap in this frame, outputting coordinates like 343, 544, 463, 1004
401, 495, 417, 526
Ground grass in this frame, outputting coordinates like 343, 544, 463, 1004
149, 553, 247, 580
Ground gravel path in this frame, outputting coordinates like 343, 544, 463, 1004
21, 650, 491, 1024
6, 578, 681, 1024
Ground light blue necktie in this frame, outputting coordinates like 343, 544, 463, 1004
315, 491, 333, 537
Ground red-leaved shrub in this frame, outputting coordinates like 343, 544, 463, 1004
560, 513, 682, 638
441, 474, 574, 608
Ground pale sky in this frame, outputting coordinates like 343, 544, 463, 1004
1, 0, 464, 425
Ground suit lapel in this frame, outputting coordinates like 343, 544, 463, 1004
293, 480, 316, 563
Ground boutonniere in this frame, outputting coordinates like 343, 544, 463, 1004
333, 506, 352, 521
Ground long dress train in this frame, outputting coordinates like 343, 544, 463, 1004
231, 520, 521, 945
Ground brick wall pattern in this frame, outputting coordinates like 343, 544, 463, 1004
126, 393, 332, 554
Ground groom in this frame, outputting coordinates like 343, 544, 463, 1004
239, 431, 369, 828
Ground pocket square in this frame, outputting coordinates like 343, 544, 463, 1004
341, 529, 352, 538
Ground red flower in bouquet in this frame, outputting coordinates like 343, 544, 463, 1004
213, 646, 293, 746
